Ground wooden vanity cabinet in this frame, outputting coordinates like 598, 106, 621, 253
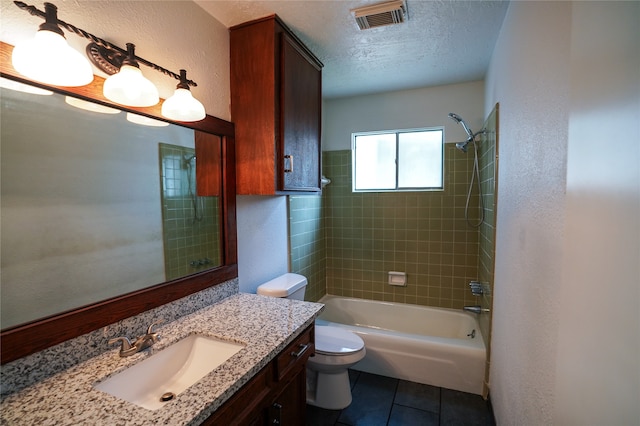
203, 324, 314, 425
230, 15, 323, 195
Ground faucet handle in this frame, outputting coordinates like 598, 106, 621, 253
146, 320, 163, 342
468, 281, 484, 296
147, 320, 163, 334
108, 337, 132, 353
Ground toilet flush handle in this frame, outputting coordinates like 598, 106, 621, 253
291, 343, 310, 358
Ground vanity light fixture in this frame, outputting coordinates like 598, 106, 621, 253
65, 96, 120, 114
103, 43, 159, 107
12, 1, 206, 121
161, 70, 205, 122
126, 112, 170, 127
11, 2, 93, 87
0, 76, 53, 95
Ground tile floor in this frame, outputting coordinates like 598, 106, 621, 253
306, 370, 495, 426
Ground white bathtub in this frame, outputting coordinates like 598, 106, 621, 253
315, 295, 486, 395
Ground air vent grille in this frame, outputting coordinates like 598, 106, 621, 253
352, 0, 407, 30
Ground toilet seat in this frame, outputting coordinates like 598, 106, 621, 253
315, 326, 364, 356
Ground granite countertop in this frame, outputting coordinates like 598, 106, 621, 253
0, 293, 324, 425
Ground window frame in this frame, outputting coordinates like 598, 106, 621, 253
351, 126, 445, 193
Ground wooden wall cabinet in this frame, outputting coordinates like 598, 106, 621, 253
230, 15, 323, 195
203, 324, 314, 425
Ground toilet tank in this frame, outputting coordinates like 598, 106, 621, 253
257, 273, 307, 300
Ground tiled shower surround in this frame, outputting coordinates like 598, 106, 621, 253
477, 105, 499, 350
159, 144, 221, 280
289, 196, 326, 302
290, 143, 497, 310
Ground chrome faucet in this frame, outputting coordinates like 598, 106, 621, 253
463, 305, 490, 314
109, 320, 162, 357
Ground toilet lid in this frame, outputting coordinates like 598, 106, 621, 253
315, 326, 364, 355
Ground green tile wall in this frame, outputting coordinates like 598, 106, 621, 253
159, 144, 221, 280
478, 104, 499, 352
288, 195, 326, 302
289, 141, 498, 311
321, 146, 481, 309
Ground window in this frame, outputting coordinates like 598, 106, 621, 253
352, 127, 444, 192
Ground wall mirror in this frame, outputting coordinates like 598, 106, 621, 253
0, 41, 237, 363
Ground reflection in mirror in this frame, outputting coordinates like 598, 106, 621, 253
0, 83, 222, 329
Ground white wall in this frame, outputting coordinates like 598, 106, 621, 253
236, 196, 289, 294
484, 2, 570, 423
324, 80, 485, 151
485, 1, 639, 424
555, 2, 640, 425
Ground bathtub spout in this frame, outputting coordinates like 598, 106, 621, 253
463, 305, 490, 314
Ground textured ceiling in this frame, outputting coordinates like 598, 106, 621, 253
196, 0, 509, 99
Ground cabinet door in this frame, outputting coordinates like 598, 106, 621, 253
280, 33, 322, 192
269, 368, 307, 426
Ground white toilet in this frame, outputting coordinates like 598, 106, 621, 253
257, 273, 366, 410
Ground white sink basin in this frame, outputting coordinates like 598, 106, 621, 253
94, 334, 244, 410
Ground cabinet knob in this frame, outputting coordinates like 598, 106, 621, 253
284, 154, 294, 173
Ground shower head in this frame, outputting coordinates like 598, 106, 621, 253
447, 112, 463, 123
456, 140, 471, 153
448, 112, 474, 139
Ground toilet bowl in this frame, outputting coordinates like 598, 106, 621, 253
256, 273, 366, 410
307, 325, 365, 409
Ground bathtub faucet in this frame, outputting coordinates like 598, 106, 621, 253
463, 305, 490, 314
469, 281, 484, 296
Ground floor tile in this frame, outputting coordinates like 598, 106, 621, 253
306, 370, 496, 426
337, 372, 398, 426
388, 404, 439, 426
394, 380, 440, 414
306, 404, 342, 426
348, 369, 360, 389
440, 388, 495, 426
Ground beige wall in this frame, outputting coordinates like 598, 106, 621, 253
485, 1, 639, 424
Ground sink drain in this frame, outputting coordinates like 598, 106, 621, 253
160, 392, 176, 402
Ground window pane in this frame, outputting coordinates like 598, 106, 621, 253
398, 130, 443, 188
354, 133, 396, 190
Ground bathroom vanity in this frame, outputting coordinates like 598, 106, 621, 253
0, 293, 323, 425
204, 321, 314, 425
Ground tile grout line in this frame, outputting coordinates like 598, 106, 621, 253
439, 385, 443, 426
386, 377, 401, 425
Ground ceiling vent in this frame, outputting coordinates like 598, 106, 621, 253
352, 0, 407, 30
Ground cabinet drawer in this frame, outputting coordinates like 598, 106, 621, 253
275, 324, 314, 382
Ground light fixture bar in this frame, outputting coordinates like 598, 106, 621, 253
13, 1, 197, 88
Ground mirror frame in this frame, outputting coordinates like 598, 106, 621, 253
0, 41, 238, 364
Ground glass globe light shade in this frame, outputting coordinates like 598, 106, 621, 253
103, 64, 159, 107
161, 88, 206, 122
0, 77, 53, 95
65, 96, 121, 114
12, 30, 94, 87
126, 112, 169, 127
